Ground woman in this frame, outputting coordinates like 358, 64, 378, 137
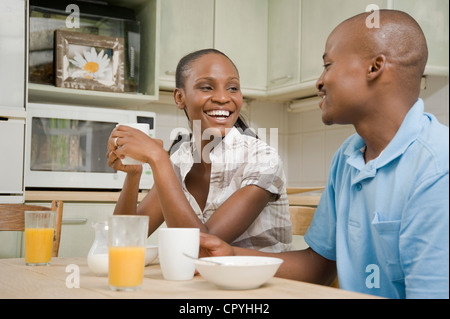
107, 49, 292, 252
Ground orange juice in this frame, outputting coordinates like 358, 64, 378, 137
109, 246, 145, 290
25, 228, 54, 265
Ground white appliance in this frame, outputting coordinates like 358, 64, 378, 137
0, 0, 26, 203
25, 102, 155, 190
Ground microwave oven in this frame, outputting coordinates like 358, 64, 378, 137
25, 102, 155, 190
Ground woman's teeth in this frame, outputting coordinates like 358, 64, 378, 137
206, 110, 230, 118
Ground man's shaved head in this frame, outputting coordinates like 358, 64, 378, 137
332, 10, 428, 88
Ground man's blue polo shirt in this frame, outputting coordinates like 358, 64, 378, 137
305, 99, 449, 299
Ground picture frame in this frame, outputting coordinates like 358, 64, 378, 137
55, 30, 124, 92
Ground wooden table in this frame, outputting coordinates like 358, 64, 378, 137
0, 257, 376, 300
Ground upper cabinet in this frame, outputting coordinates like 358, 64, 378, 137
267, 0, 389, 100
0, 0, 26, 112
267, 0, 448, 101
159, 0, 268, 97
267, 0, 301, 90
392, 0, 449, 75
27, 0, 160, 108
158, 0, 214, 90
300, 0, 388, 83
15, 0, 450, 107
214, 0, 268, 97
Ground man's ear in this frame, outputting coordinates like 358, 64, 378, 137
174, 88, 185, 110
367, 54, 386, 80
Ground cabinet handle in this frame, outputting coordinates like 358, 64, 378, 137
165, 70, 176, 76
62, 218, 88, 225
270, 75, 293, 84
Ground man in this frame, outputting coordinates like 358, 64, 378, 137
199, 10, 449, 299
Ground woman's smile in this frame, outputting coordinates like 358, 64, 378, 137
204, 109, 234, 123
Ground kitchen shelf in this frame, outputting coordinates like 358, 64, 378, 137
27, 0, 160, 109
28, 83, 158, 108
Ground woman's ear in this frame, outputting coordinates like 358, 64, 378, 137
367, 54, 386, 80
174, 89, 185, 110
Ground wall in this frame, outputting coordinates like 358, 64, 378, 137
282, 75, 449, 187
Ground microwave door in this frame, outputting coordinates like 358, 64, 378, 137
26, 116, 122, 189
30, 118, 115, 173
25, 102, 155, 190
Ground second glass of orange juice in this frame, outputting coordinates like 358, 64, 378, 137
108, 215, 149, 291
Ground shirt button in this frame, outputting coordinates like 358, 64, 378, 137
355, 183, 362, 191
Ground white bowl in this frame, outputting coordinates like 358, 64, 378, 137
145, 245, 158, 266
195, 256, 283, 290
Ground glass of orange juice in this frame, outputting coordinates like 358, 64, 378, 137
108, 215, 149, 291
24, 211, 55, 266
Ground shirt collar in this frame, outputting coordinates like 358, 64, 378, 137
345, 98, 425, 171
171, 126, 242, 179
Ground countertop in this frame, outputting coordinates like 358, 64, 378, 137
25, 187, 323, 207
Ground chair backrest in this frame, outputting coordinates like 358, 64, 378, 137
289, 206, 316, 236
289, 205, 340, 288
0, 200, 64, 257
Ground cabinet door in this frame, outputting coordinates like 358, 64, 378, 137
57, 203, 115, 257
0, 0, 25, 109
214, 0, 268, 95
159, 0, 214, 90
267, 0, 301, 89
0, 119, 24, 195
392, 0, 449, 75
300, 0, 388, 83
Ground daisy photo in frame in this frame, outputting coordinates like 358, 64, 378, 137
55, 30, 124, 92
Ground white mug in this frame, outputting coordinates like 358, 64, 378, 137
158, 228, 199, 281
116, 123, 150, 165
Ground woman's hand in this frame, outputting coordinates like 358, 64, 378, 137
106, 127, 142, 174
199, 232, 235, 258
107, 125, 165, 173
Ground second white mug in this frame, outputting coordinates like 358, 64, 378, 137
158, 228, 200, 281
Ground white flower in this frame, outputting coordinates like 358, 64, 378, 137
69, 47, 111, 80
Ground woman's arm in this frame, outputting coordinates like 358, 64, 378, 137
111, 125, 274, 243
107, 126, 165, 235
107, 128, 143, 216
203, 185, 273, 243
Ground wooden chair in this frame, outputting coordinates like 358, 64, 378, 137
0, 201, 64, 257
289, 206, 339, 288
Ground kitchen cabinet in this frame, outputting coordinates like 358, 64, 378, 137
0, 119, 25, 202
0, 0, 26, 110
300, 0, 388, 83
55, 203, 115, 257
267, 0, 389, 101
158, 0, 268, 97
214, 0, 268, 97
27, 0, 160, 109
0, 0, 26, 204
267, 0, 301, 90
392, 0, 449, 75
158, 0, 214, 90
270, 0, 447, 103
